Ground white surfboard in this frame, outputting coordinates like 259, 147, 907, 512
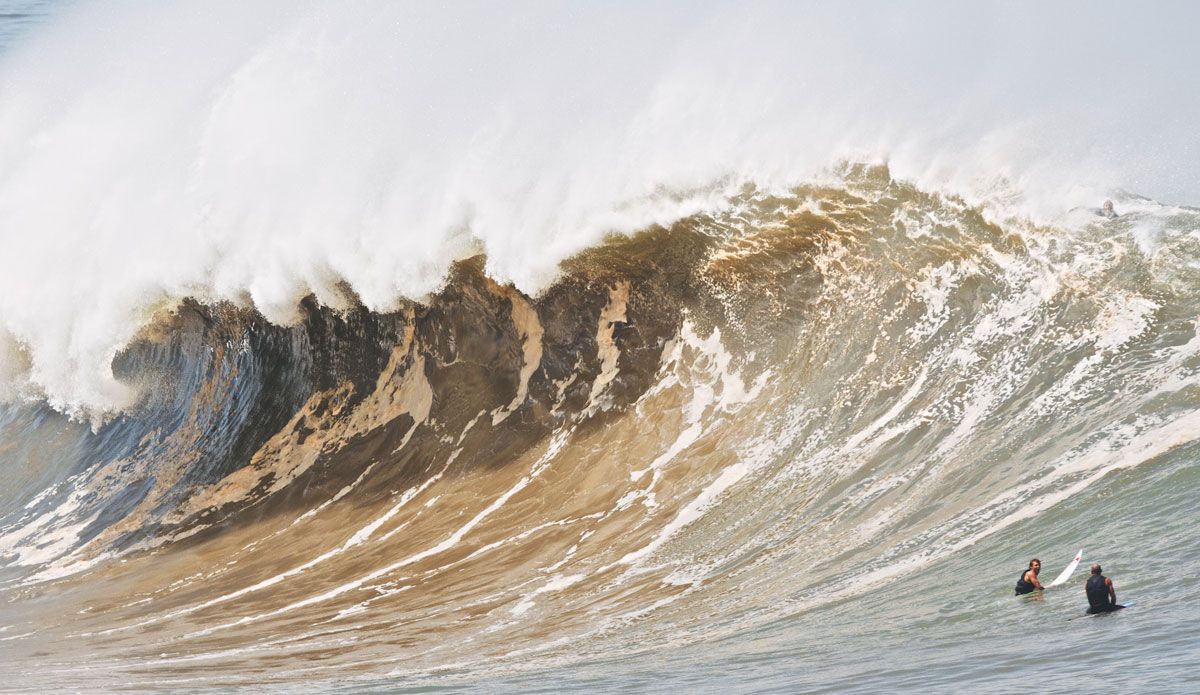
1046, 548, 1083, 588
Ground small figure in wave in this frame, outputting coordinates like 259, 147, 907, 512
1015, 558, 1046, 595
1099, 200, 1118, 219
1085, 563, 1122, 613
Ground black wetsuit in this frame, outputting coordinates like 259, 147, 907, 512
1015, 570, 1038, 595
1086, 574, 1117, 614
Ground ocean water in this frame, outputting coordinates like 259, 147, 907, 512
1, 3, 1199, 693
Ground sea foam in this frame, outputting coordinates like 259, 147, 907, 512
0, 0, 1196, 415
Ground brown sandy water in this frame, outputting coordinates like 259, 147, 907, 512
3, 172, 1200, 693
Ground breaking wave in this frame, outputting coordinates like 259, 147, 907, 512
2, 3, 1200, 692
2, 167, 1199, 691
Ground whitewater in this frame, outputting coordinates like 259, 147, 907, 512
1, 2, 1198, 693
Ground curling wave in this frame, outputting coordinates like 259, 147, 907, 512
2, 168, 1199, 691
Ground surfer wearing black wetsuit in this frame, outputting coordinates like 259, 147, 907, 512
1015, 558, 1045, 595
1085, 563, 1119, 614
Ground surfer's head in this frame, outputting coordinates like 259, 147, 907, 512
1102, 200, 1114, 212
1029, 558, 1041, 572
1091, 563, 1102, 575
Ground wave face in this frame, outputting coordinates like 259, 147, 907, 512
2, 167, 1199, 692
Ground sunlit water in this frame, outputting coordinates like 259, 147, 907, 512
1, 4, 1199, 694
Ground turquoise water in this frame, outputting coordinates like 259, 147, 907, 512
350, 452, 1200, 694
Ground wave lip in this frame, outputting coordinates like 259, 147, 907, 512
3, 2, 1200, 418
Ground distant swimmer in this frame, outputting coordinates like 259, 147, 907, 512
1015, 558, 1046, 595
1099, 199, 1118, 219
1085, 563, 1122, 613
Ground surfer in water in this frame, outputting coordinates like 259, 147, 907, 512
1099, 200, 1118, 219
1014, 558, 1046, 595
1086, 563, 1121, 613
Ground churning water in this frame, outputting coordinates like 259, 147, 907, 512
1, 3, 1198, 693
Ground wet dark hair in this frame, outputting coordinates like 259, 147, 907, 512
1091, 563, 1102, 575
1029, 558, 1041, 569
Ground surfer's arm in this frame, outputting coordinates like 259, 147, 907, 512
1029, 572, 1046, 591
1106, 578, 1116, 604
